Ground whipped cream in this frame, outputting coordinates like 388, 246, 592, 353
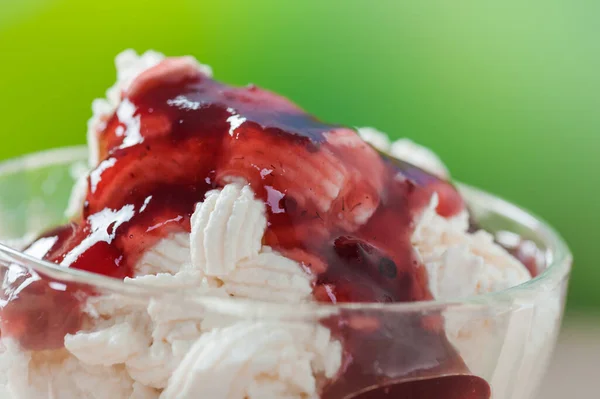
218, 247, 313, 303
357, 127, 450, 179
411, 194, 542, 386
190, 183, 313, 303
136, 233, 191, 276
413, 194, 531, 299
190, 183, 266, 277
0, 339, 149, 399
162, 323, 341, 399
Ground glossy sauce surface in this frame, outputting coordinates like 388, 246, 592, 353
0, 58, 490, 398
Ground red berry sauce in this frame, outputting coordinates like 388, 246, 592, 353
0, 57, 489, 398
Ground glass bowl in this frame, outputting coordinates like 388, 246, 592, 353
0, 147, 571, 399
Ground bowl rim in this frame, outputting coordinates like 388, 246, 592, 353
0, 146, 572, 316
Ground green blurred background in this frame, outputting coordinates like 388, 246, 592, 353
0, 0, 597, 314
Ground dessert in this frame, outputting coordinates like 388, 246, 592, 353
0, 50, 539, 398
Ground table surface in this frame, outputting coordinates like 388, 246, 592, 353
536, 317, 600, 398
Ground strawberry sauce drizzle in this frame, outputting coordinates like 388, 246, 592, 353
0, 58, 490, 398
